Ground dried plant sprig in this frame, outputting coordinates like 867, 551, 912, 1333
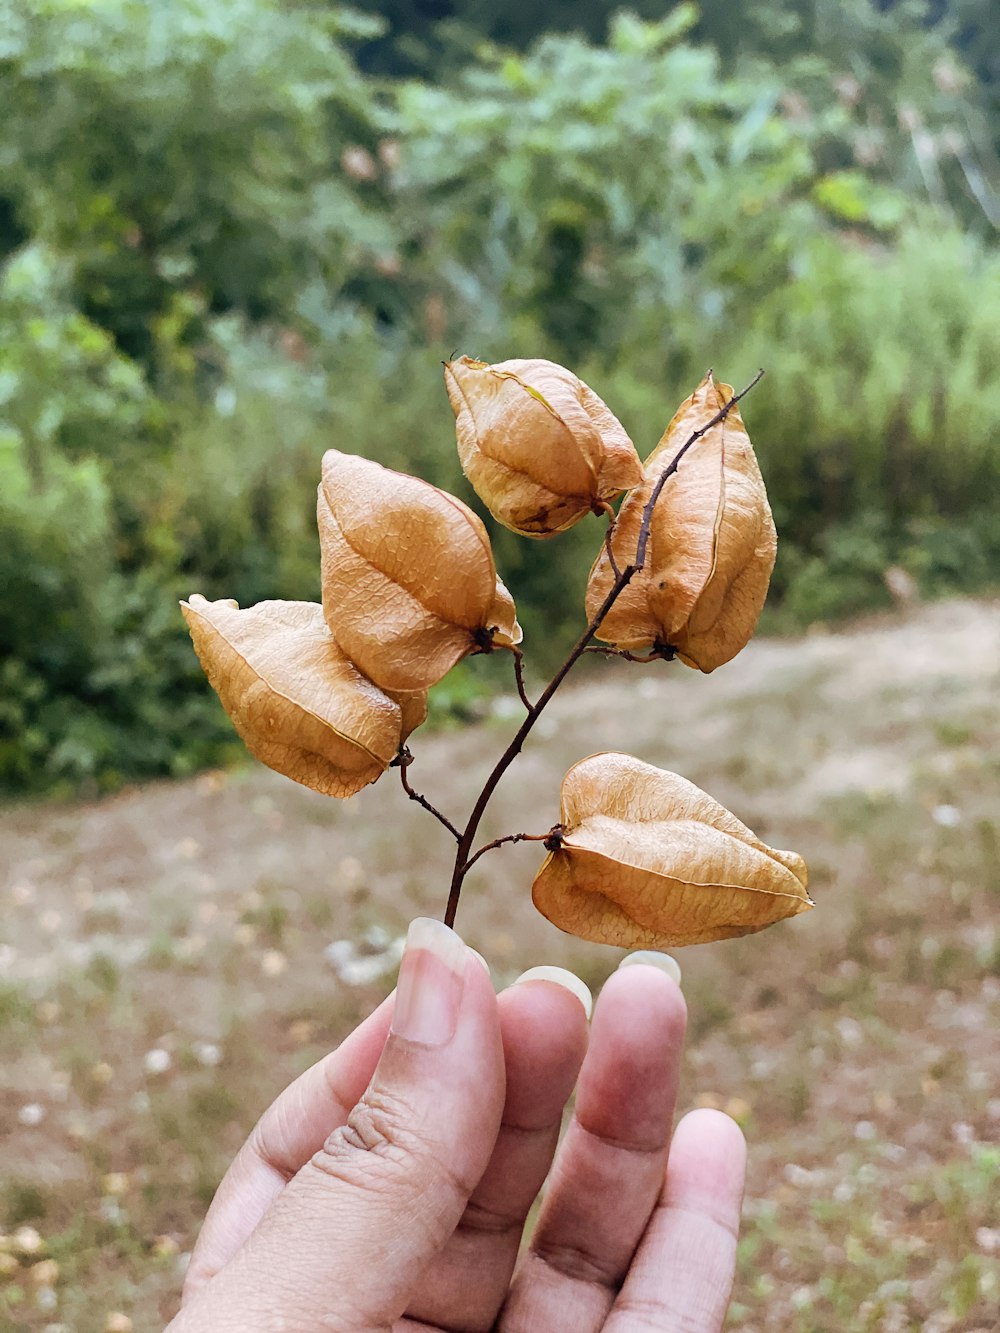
182, 364, 810, 952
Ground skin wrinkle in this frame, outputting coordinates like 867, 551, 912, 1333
209, 1232, 375, 1333
228, 1042, 375, 1210
247, 1126, 300, 1186
182, 1013, 397, 1306
573, 1117, 669, 1160
305, 1090, 480, 1215
515, 1139, 673, 1289
454, 1200, 524, 1239
658, 1198, 742, 1243
528, 1235, 629, 1292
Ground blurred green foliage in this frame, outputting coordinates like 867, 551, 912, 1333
0, 0, 998, 793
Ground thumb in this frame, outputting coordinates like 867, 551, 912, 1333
175, 919, 505, 1332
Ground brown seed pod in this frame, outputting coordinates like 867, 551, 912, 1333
532, 752, 811, 948
586, 372, 776, 672
317, 450, 522, 692
444, 356, 643, 537
181, 596, 426, 798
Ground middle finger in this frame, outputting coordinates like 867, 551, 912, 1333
499, 963, 687, 1333
403, 968, 591, 1332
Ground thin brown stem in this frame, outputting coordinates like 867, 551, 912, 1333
461, 828, 558, 876
595, 498, 622, 580
443, 563, 636, 927
441, 371, 763, 929
504, 644, 533, 711
583, 644, 674, 664
395, 749, 461, 841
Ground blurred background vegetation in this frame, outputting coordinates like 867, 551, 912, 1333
1, 0, 998, 796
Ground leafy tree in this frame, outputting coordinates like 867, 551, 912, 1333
0, 0, 387, 366
352, 0, 998, 229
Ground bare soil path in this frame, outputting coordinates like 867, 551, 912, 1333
2, 597, 998, 1330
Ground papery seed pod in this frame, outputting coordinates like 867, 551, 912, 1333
181, 596, 426, 798
444, 356, 643, 538
586, 372, 776, 672
532, 752, 811, 948
318, 450, 521, 692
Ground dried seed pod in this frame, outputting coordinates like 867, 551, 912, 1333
444, 356, 643, 537
318, 450, 521, 692
586, 372, 776, 672
181, 596, 426, 798
532, 752, 811, 948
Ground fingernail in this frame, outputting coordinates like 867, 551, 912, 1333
617, 951, 682, 986
513, 966, 593, 1020
391, 918, 467, 1046
469, 948, 491, 976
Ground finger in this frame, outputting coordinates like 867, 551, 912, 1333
182, 993, 395, 1301
171, 918, 505, 1333
405, 968, 591, 1331
499, 962, 686, 1333
606, 1109, 746, 1332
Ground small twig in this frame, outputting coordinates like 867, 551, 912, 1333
506, 644, 533, 711
461, 827, 560, 876
594, 498, 622, 580
583, 644, 675, 664
394, 748, 461, 841
582, 644, 625, 657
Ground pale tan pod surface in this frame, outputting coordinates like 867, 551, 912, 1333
586, 372, 776, 670
532, 752, 811, 948
181, 596, 422, 798
576, 378, 645, 495
395, 688, 429, 740
445, 356, 643, 538
318, 450, 521, 692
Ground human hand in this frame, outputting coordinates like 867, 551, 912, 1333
169, 918, 746, 1332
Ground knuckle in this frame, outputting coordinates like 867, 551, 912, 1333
338, 1084, 419, 1157
313, 1084, 420, 1174
533, 1238, 621, 1290
306, 1085, 473, 1204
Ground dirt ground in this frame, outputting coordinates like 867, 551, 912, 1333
2, 597, 999, 1330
